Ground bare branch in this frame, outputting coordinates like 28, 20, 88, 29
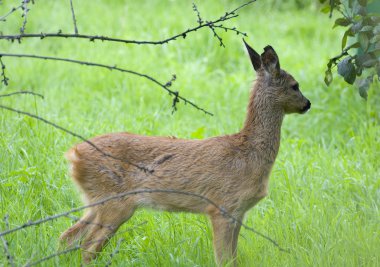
24, 222, 146, 267
69, 0, 79, 34
20, 0, 31, 34
0, 188, 289, 252
0, 104, 154, 173
104, 238, 124, 267
0, 53, 213, 115
213, 25, 247, 37
208, 24, 225, 47
63, 214, 114, 231
0, 56, 9, 86
0, 4, 23, 22
192, 3, 203, 26
0, 1, 256, 46
0, 215, 14, 267
0, 90, 44, 99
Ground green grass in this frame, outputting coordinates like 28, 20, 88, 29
1, 0, 379, 266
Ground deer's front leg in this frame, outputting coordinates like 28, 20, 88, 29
210, 213, 242, 266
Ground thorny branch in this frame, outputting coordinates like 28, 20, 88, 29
0, 1, 255, 45
0, 53, 213, 115
0, 188, 289, 253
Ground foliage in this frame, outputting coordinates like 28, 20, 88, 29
321, 0, 380, 99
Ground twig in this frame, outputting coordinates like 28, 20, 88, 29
0, 90, 44, 99
63, 214, 114, 231
0, 56, 9, 86
192, 3, 203, 25
0, 1, 256, 46
213, 25, 247, 37
0, 215, 14, 267
0, 53, 213, 115
20, 0, 30, 34
104, 238, 124, 267
330, 42, 357, 64
24, 222, 147, 267
0, 104, 153, 173
69, 0, 78, 34
0, 189, 289, 252
208, 24, 225, 47
0, 4, 23, 22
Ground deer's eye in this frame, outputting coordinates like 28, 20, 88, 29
291, 84, 299, 91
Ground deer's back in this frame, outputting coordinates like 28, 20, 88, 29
66, 132, 270, 213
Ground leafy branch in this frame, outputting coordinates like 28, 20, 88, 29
321, 0, 380, 99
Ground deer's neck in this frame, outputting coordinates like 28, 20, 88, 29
241, 86, 284, 162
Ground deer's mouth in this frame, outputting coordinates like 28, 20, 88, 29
301, 100, 311, 113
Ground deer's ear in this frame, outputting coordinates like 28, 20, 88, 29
261, 45, 280, 75
243, 39, 261, 71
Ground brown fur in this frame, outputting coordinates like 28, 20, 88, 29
60, 42, 310, 265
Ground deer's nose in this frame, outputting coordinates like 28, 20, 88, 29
302, 100, 311, 112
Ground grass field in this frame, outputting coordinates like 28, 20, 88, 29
0, 0, 379, 266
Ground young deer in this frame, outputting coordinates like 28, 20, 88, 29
60, 40, 310, 265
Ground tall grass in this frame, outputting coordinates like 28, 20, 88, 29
0, 0, 379, 266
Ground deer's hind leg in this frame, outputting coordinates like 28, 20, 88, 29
60, 209, 96, 247
80, 199, 136, 263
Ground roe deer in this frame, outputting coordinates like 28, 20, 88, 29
60, 40, 311, 265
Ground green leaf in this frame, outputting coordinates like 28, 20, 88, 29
333, 18, 351, 28
360, 25, 373, 32
356, 66, 363, 76
353, 5, 367, 16
350, 42, 361, 48
190, 127, 205, 139
342, 31, 349, 50
370, 34, 380, 44
321, 5, 331, 13
350, 21, 363, 33
374, 25, 380, 35
324, 69, 333, 85
358, 32, 369, 51
358, 0, 367, 6
357, 75, 373, 100
337, 57, 356, 84
356, 53, 373, 67
363, 58, 378, 67
371, 16, 380, 23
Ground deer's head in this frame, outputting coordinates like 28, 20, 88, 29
244, 40, 311, 114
